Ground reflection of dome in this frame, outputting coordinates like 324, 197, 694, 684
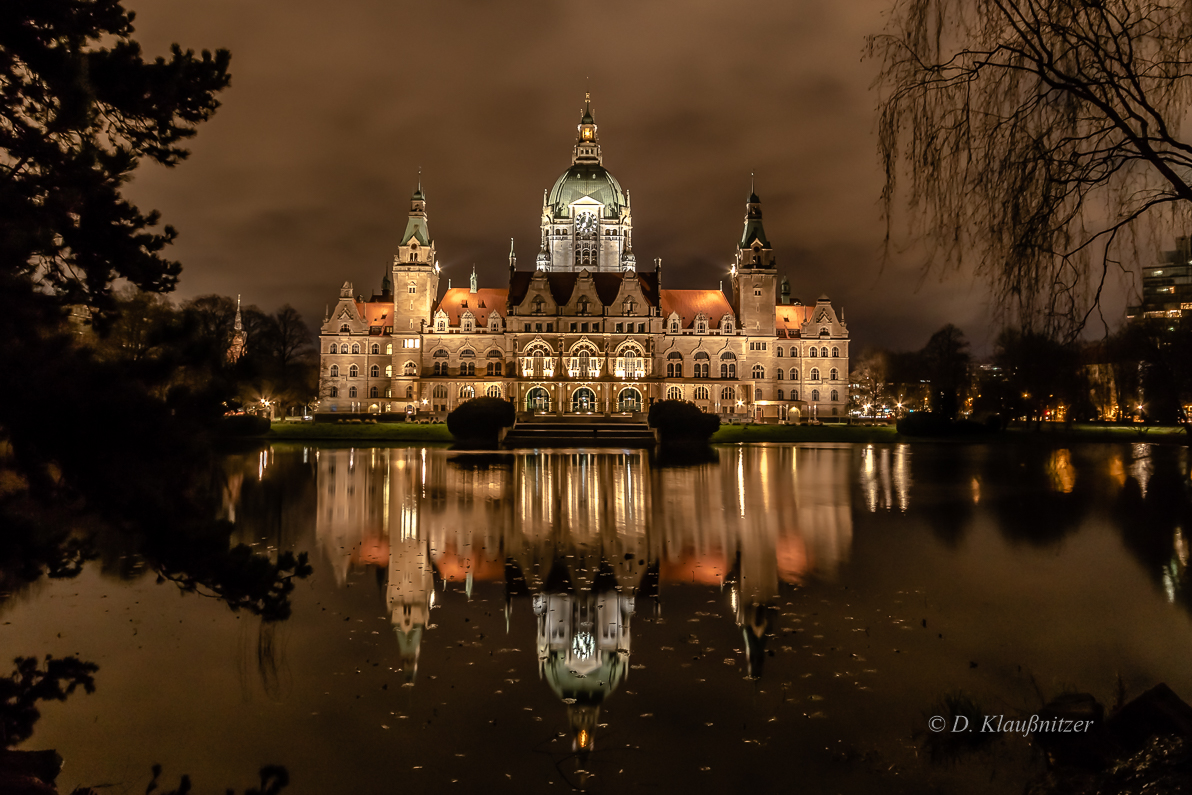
543, 649, 627, 705
547, 165, 627, 218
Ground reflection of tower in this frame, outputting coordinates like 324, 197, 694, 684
725, 559, 778, 679
387, 533, 434, 682
534, 576, 635, 752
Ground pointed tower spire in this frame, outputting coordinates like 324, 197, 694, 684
234, 294, 243, 331
574, 93, 601, 165
469, 264, 478, 294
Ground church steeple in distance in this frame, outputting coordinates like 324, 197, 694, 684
574, 93, 601, 165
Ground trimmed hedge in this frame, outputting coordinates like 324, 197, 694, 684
446, 397, 515, 442
217, 414, 270, 437
648, 400, 720, 444
896, 412, 994, 438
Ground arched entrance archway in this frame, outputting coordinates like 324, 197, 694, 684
617, 387, 642, 413
526, 387, 550, 412
571, 387, 596, 413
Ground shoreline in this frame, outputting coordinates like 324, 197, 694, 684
262, 421, 1190, 445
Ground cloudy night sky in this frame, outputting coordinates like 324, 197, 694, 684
122, 0, 1138, 353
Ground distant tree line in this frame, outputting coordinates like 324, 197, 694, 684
90, 290, 319, 420
852, 319, 1192, 427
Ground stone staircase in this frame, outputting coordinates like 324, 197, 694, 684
502, 416, 657, 448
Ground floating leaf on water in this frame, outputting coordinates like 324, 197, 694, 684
639, 713, 653, 718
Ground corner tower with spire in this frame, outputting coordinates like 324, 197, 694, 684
730, 181, 777, 336
392, 182, 441, 336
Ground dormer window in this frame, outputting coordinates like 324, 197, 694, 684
578, 297, 590, 315
532, 297, 545, 314
408, 282, 416, 294
670, 320, 679, 333
623, 297, 635, 315
435, 318, 446, 332
722, 317, 733, 333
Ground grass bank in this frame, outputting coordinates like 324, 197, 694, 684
266, 421, 454, 442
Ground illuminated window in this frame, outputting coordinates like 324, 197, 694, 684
694, 386, 709, 400
667, 386, 682, 400
721, 386, 735, 401
459, 385, 475, 399
487, 385, 502, 398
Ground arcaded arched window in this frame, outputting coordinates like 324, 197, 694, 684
721, 386, 736, 401
487, 385, 502, 398
667, 385, 682, 400
694, 386, 709, 401
777, 369, 784, 381
405, 385, 413, 398
755, 388, 762, 399
339, 324, 349, 332
329, 387, 339, 398
792, 347, 800, 358
329, 364, 339, 377
370, 386, 378, 398
810, 368, 819, 381
829, 368, 838, 381
791, 390, 798, 401
351, 343, 360, 354
776, 347, 784, 358
370, 365, 380, 378
459, 385, 475, 399
792, 369, 800, 381
371, 343, 379, 354
811, 389, 819, 401
831, 389, 839, 402
820, 347, 829, 357
433, 384, 448, 398
329, 343, 338, 354
694, 351, 710, 378
809, 347, 817, 358
831, 347, 839, 357
348, 386, 358, 398
752, 364, 764, 379
404, 362, 416, 376
777, 389, 784, 400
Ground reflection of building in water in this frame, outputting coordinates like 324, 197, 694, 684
534, 579, 634, 752
860, 444, 911, 513
313, 445, 854, 688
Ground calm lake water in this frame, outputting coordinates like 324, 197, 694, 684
4, 442, 1192, 794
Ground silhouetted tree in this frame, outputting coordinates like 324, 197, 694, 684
870, 0, 1192, 338
920, 324, 970, 420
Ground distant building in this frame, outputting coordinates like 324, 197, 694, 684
1127, 236, 1192, 320
318, 98, 850, 422
227, 295, 247, 363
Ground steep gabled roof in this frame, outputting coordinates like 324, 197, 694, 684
659, 289, 733, 328
433, 288, 509, 325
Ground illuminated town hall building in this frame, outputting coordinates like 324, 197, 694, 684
318, 98, 850, 421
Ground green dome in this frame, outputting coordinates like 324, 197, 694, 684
548, 164, 627, 219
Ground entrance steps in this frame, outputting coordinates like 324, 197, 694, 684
502, 417, 657, 448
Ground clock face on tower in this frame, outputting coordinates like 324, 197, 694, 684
576, 212, 597, 235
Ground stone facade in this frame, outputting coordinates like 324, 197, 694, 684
317, 101, 849, 422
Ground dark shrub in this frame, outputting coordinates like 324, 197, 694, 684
447, 397, 515, 442
216, 414, 270, 437
896, 412, 952, 437
648, 400, 720, 443
897, 412, 994, 437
